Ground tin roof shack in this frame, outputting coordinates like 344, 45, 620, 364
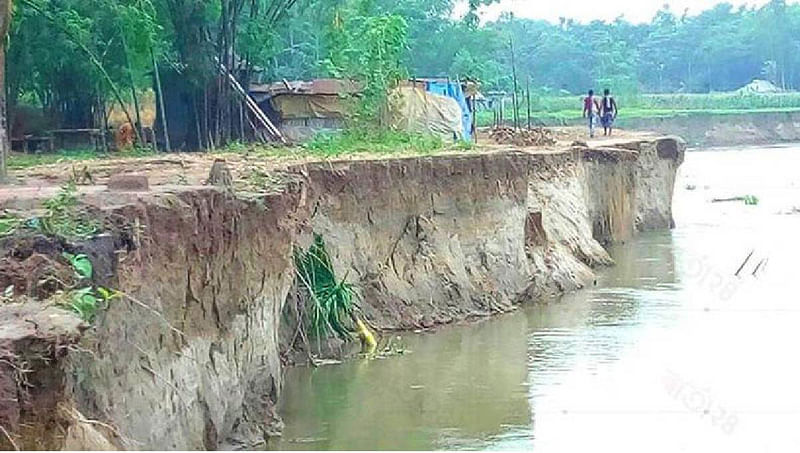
249, 79, 361, 142
249, 78, 481, 143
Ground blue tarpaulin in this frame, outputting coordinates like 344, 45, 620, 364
425, 81, 472, 142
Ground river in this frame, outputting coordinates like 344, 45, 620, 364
268, 144, 800, 451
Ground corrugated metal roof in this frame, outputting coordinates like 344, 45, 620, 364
249, 78, 362, 96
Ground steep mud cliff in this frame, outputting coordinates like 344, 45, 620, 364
299, 154, 533, 330
1, 187, 308, 450
0, 136, 684, 450
620, 111, 800, 147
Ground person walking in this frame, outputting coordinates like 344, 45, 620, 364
600, 88, 618, 136
583, 90, 600, 138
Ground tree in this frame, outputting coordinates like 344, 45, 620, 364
1, 0, 12, 180
151, 0, 304, 149
323, 0, 409, 123
8, 0, 800, 155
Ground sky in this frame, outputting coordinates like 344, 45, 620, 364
453, 0, 784, 24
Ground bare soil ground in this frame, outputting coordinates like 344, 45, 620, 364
0, 127, 656, 206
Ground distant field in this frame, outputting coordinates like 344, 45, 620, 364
477, 92, 800, 126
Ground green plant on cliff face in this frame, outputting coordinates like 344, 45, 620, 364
294, 234, 357, 340
58, 251, 119, 322
64, 286, 119, 323
62, 252, 93, 280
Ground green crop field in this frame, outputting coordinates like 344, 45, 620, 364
477, 92, 800, 127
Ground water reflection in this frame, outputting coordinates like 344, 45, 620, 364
271, 310, 533, 450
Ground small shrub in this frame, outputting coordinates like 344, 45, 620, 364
58, 253, 119, 322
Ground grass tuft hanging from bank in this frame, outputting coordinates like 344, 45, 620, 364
294, 234, 358, 341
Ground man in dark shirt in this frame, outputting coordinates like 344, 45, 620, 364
600, 88, 618, 136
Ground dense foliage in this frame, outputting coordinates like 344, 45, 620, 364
252, 0, 800, 95
6, 0, 800, 147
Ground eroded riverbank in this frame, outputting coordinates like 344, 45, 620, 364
0, 136, 684, 449
271, 144, 800, 451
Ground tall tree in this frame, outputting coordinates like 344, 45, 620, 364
1, 0, 11, 180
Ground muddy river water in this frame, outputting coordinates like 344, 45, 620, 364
269, 145, 800, 451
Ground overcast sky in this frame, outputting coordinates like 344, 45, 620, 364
453, 0, 786, 24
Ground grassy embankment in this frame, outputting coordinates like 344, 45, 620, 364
7, 130, 471, 170
477, 92, 800, 126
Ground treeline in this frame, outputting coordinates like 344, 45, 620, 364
273, 0, 800, 95
5, 0, 800, 148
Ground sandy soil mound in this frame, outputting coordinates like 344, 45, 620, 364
489, 126, 557, 147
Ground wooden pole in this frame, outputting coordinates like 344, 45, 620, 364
151, 48, 171, 152
510, 37, 519, 130
238, 101, 244, 141
219, 63, 285, 143
203, 86, 210, 149
0, 0, 11, 182
470, 96, 477, 144
119, 23, 143, 142
97, 86, 108, 152
526, 75, 532, 130
194, 95, 203, 150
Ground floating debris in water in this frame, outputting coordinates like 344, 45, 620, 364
711, 194, 759, 205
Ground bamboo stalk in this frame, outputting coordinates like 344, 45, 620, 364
119, 22, 143, 143
526, 74, 532, 130
510, 37, 519, 130
0, 0, 10, 182
219, 63, 285, 143
21, 0, 139, 142
151, 48, 171, 152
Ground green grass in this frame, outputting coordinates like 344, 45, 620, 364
0, 215, 22, 237
2, 184, 101, 240
525, 92, 800, 112
294, 234, 358, 341
0, 184, 99, 240
8, 147, 156, 170
303, 129, 453, 156
7, 131, 466, 174
216, 129, 472, 159
37, 183, 100, 239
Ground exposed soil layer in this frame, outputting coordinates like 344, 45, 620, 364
619, 111, 800, 147
0, 135, 684, 449
0, 303, 86, 450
